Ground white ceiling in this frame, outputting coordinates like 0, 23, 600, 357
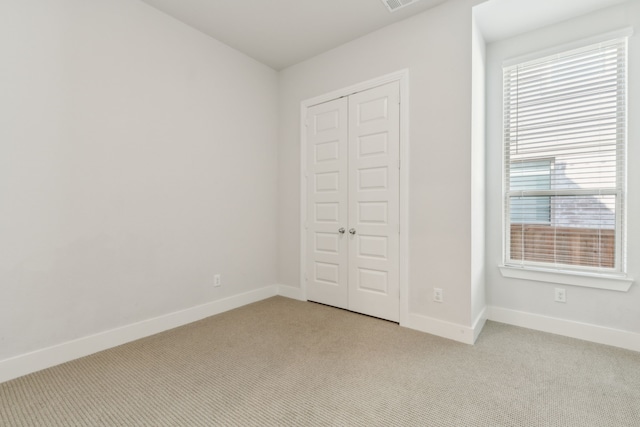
138, 0, 449, 70
139, 0, 632, 70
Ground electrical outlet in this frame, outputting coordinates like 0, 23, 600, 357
214, 274, 221, 287
554, 288, 566, 303
433, 288, 443, 303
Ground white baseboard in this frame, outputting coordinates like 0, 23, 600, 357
406, 313, 477, 345
488, 306, 640, 353
277, 286, 486, 346
0, 285, 279, 384
277, 284, 306, 301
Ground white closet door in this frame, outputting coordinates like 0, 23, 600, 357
306, 98, 349, 309
347, 81, 400, 322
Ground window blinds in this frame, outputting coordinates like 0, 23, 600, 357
503, 37, 627, 272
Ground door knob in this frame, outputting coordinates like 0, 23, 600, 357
349, 228, 356, 235
338, 227, 345, 234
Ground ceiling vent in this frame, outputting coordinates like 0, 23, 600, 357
380, 0, 420, 13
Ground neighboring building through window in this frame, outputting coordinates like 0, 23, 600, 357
503, 37, 627, 272
510, 159, 552, 225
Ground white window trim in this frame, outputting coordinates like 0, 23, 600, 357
500, 29, 634, 291
499, 265, 633, 292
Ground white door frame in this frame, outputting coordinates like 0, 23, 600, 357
299, 69, 410, 327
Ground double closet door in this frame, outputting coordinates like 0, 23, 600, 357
306, 81, 400, 322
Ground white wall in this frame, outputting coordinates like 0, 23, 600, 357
486, 1, 640, 334
471, 16, 487, 328
278, 0, 479, 331
0, 0, 278, 361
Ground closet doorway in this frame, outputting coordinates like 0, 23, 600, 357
301, 74, 407, 323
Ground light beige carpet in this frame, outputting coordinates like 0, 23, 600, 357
1, 296, 639, 426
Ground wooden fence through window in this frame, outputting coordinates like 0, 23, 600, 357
510, 224, 615, 268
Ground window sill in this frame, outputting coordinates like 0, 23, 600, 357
498, 265, 634, 292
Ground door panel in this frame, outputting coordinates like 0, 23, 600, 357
348, 82, 400, 322
306, 81, 400, 322
306, 98, 349, 309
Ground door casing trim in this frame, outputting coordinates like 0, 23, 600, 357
299, 69, 410, 326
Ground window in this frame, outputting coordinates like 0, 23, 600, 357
503, 37, 627, 274
510, 159, 553, 225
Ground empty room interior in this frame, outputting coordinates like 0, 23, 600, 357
1, 0, 640, 425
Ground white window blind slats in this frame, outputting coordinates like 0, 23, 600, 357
505, 72, 623, 100
507, 58, 625, 88
506, 58, 623, 84
503, 37, 627, 272
506, 100, 620, 121
505, 41, 624, 74
506, 59, 624, 85
510, 108, 621, 127
506, 91, 623, 117
508, 124, 623, 137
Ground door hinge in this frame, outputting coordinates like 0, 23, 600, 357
305, 117, 311, 128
